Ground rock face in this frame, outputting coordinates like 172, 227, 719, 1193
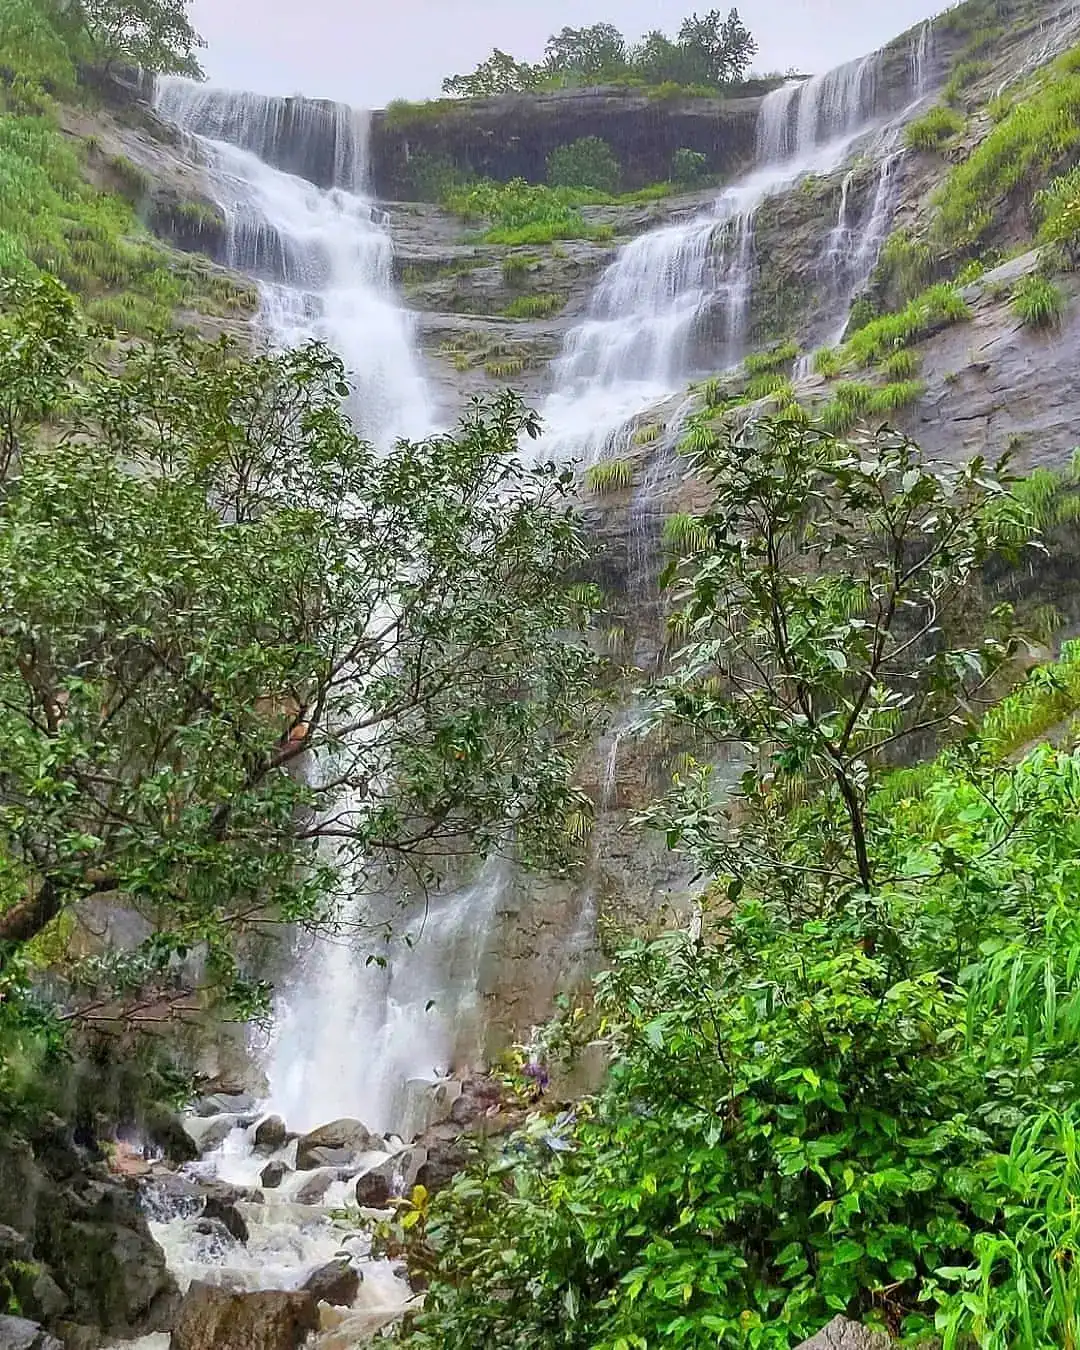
0, 1123, 177, 1346
171, 1283, 318, 1350
294, 1119, 380, 1170
369, 86, 766, 198
253, 1114, 289, 1151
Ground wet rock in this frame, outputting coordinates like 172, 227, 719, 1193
171, 1282, 318, 1350
354, 1159, 400, 1209
794, 1317, 893, 1350
303, 1258, 360, 1307
259, 1160, 290, 1190
293, 1171, 336, 1205
193, 1092, 257, 1118
0, 1316, 64, 1350
141, 1105, 200, 1165
294, 1119, 380, 1170
181, 1114, 245, 1155
193, 1217, 239, 1247
448, 1077, 504, 1127
413, 1135, 471, 1197
201, 1195, 249, 1244
253, 1114, 288, 1151
140, 1172, 203, 1222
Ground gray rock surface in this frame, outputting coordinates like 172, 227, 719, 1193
0, 1317, 63, 1350
794, 1316, 893, 1350
253, 1114, 289, 1151
200, 1195, 249, 1243
259, 1160, 290, 1190
171, 1283, 318, 1350
294, 1119, 380, 1170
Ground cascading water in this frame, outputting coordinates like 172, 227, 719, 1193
539, 52, 889, 464
117, 82, 506, 1339
155, 80, 432, 447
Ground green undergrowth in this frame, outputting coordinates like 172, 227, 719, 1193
818, 379, 926, 433
819, 283, 969, 373
905, 104, 966, 152
932, 45, 1080, 250
584, 458, 634, 494
501, 292, 567, 319
1011, 273, 1065, 329
443, 177, 680, 245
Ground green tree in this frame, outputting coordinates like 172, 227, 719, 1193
678, 7, 757, 84
546, 137, 621, 193
67, 0, 205, 76
0, 277, 603, 1010
648, 413, 1025, 895
543, 23, 628, 83
672, 146, 709, 184
442, 48, 541, 98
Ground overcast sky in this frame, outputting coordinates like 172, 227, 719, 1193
188, 1, 946, 107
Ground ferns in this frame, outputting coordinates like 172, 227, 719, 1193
1012, 274, 1065, 329
584, 458, 634, 494
745, 372, 789, 401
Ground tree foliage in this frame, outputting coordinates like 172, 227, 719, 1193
0, 277, 603, 1015
441, 8, 757, 98
387, 418, 1080, 1350
71, 0, 205, 77
547, 137, 621, 193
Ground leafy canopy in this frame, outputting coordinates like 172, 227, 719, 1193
0, 277, 603, 1017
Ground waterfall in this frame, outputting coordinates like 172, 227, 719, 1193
539, 52, 886, 462
155, 80, 432, 448
911, 19, 935, 97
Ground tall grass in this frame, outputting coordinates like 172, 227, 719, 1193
933, 50, 1080, 248
1012, 274, 1065, 329
842, 283, 970, 366
905, 104, 966, 151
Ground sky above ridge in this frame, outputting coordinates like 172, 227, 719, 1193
189, 0, 946, 108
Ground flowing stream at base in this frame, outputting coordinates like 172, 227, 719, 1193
120, 34, 938, 1342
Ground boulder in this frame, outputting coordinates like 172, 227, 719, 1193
296, 1146, 355, 1172
354, 1159, 400, 1209
201, 1196, 249, 1244
193, 1093, 257, 1118
413, 1134, 471, 1196
171, 1282, 318, 1350
140, 1172, 203, 1222
193, 1218, 239, 1248
253, 1115, 288, 1152
293, 1171, 336, 1205
141, 1105, 200, 1165
0, 1317, 64, 1350
294, 1119, 379, 1170
181, 1114, 243, 1156
303, 1258, 360, 1307
259, 1160, 290, 1190
794, 1318, 894, 1350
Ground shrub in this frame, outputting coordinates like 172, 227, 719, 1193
671, 146, 709, 185
1011, 273, 1065, 328
879, 348, 921, 379
904, 104, 966, 151
744, 339, 798, 376
547, 137, 621, 193
812, 346, 841, 377
443, 177, 614, 244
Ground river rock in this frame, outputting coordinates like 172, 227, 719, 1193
253, 1114, 288, 1151
293, 1170, 336, 1205
260, 1160, 290, 1190
193, 1092, 257, 1118
171, 1283, 318, 1350
181, 1114, 243, 1155
142, 1105, 200, 1165
201, 1195, 249, 1243
413, 1135, 471, 1196
0, 1317, 64, 1350
294, 1119, 380, 1170
354, 1159, 400, 1208
794, 1317, 894, 1350
303, 1258, 360, 1307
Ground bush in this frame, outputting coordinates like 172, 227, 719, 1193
671, 146, 709, 185
904, 104, 966, 151
547, 137, 621, 193
1011, 273, 1065, 328
442, 177, 613, 245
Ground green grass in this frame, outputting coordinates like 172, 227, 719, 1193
501, 253, 542, 284
867, 379, 925, 413
879, 348, 921, 379
584, 458, 634, 494
812, 346, 841, 378
1011, 273, 1065, 329
743, 339, 798, 377
842, 283, 970, 367
979, 638, 1080, 760
905, 104, 966, 151
444, 175, 669, 245
874, 229, 935, 307
745, 372, 790, 401
944, 58, 992, 105
1035, 166, 1080, 247
501, 292, 566, 319
817, 377, 924, 433
932, 48, 1080, 249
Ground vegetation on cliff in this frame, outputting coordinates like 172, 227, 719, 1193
390, 416, 1080, 1348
